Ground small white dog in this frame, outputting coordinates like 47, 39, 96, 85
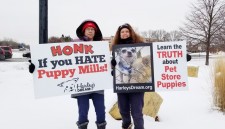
116, 47, 137, 83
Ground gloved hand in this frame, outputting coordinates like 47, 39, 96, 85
111, 70, 114, 76
111, 58, 117, 67
186, 54, 192, 62
23, 52, 31, 58
28, 60, 35, 73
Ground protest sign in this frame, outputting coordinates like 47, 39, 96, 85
153, 41, 188, 91
112, 41, 188, 93
112, 43, 154, 92
30, 41, 112, 98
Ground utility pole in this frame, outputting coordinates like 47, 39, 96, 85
39, 0, 48, 44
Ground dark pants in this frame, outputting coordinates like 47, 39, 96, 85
77, 93, 105, 124
117, 92, 144, 129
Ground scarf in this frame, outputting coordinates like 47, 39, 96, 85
118, 37, 133, 44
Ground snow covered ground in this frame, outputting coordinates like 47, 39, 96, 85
12, 49, 30, 58
0, 52, 225, 129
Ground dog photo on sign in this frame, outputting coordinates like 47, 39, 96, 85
113, 44, 153, 84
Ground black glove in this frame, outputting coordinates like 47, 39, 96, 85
111, 58, 117, 67
23, 52, 31, 58
187, 54, 192, 62
28, 60, 35, 73
111, 70, 114, 76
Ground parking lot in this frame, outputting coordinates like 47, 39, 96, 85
0, 49, 30, 62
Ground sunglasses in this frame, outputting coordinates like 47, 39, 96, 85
121, 48, 136, 54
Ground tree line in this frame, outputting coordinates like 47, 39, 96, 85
0, 39, 30, 49
141, 0, 225, 65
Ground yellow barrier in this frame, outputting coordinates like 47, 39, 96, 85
109, 92, 163, 120
187, 66, 199, 77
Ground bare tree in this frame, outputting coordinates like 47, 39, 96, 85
215, 24, 225, 51
141, 30, 170, 42
180, 0, 225, 65
141, 30, 155, 42
168, 30, 183, 41
152, 30, 170, 41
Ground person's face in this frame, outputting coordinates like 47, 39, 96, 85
120, 28, 130, 39
84, 27, 95, 40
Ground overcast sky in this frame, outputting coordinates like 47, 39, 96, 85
0, 0, 196, 45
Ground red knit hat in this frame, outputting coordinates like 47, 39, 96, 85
76, 20, 103, 41
82, 22, 97, 32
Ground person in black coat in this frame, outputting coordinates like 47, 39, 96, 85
111, 23, 146, 129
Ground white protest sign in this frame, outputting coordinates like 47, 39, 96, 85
30, 41, 113, 98
153, 41, 188, 91
112, 41, 188, 93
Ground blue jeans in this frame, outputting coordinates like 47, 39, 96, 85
117, 92, 144, 129
77, 93, 105, 124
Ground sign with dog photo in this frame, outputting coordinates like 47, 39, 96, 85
112, 43, 155, 92
112, 41, 188, 93
30, 41, 112, 98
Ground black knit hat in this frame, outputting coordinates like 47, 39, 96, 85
118, 23, 131, 32
76, 19, 103, 41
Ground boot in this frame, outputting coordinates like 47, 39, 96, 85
155, 116, 160, 122
76, 121, 89, 129
96, 121, 107, 129
122, 123, 132, 129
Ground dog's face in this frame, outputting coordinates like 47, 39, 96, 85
117, 47, 137, 65
57, 78, 79, 93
